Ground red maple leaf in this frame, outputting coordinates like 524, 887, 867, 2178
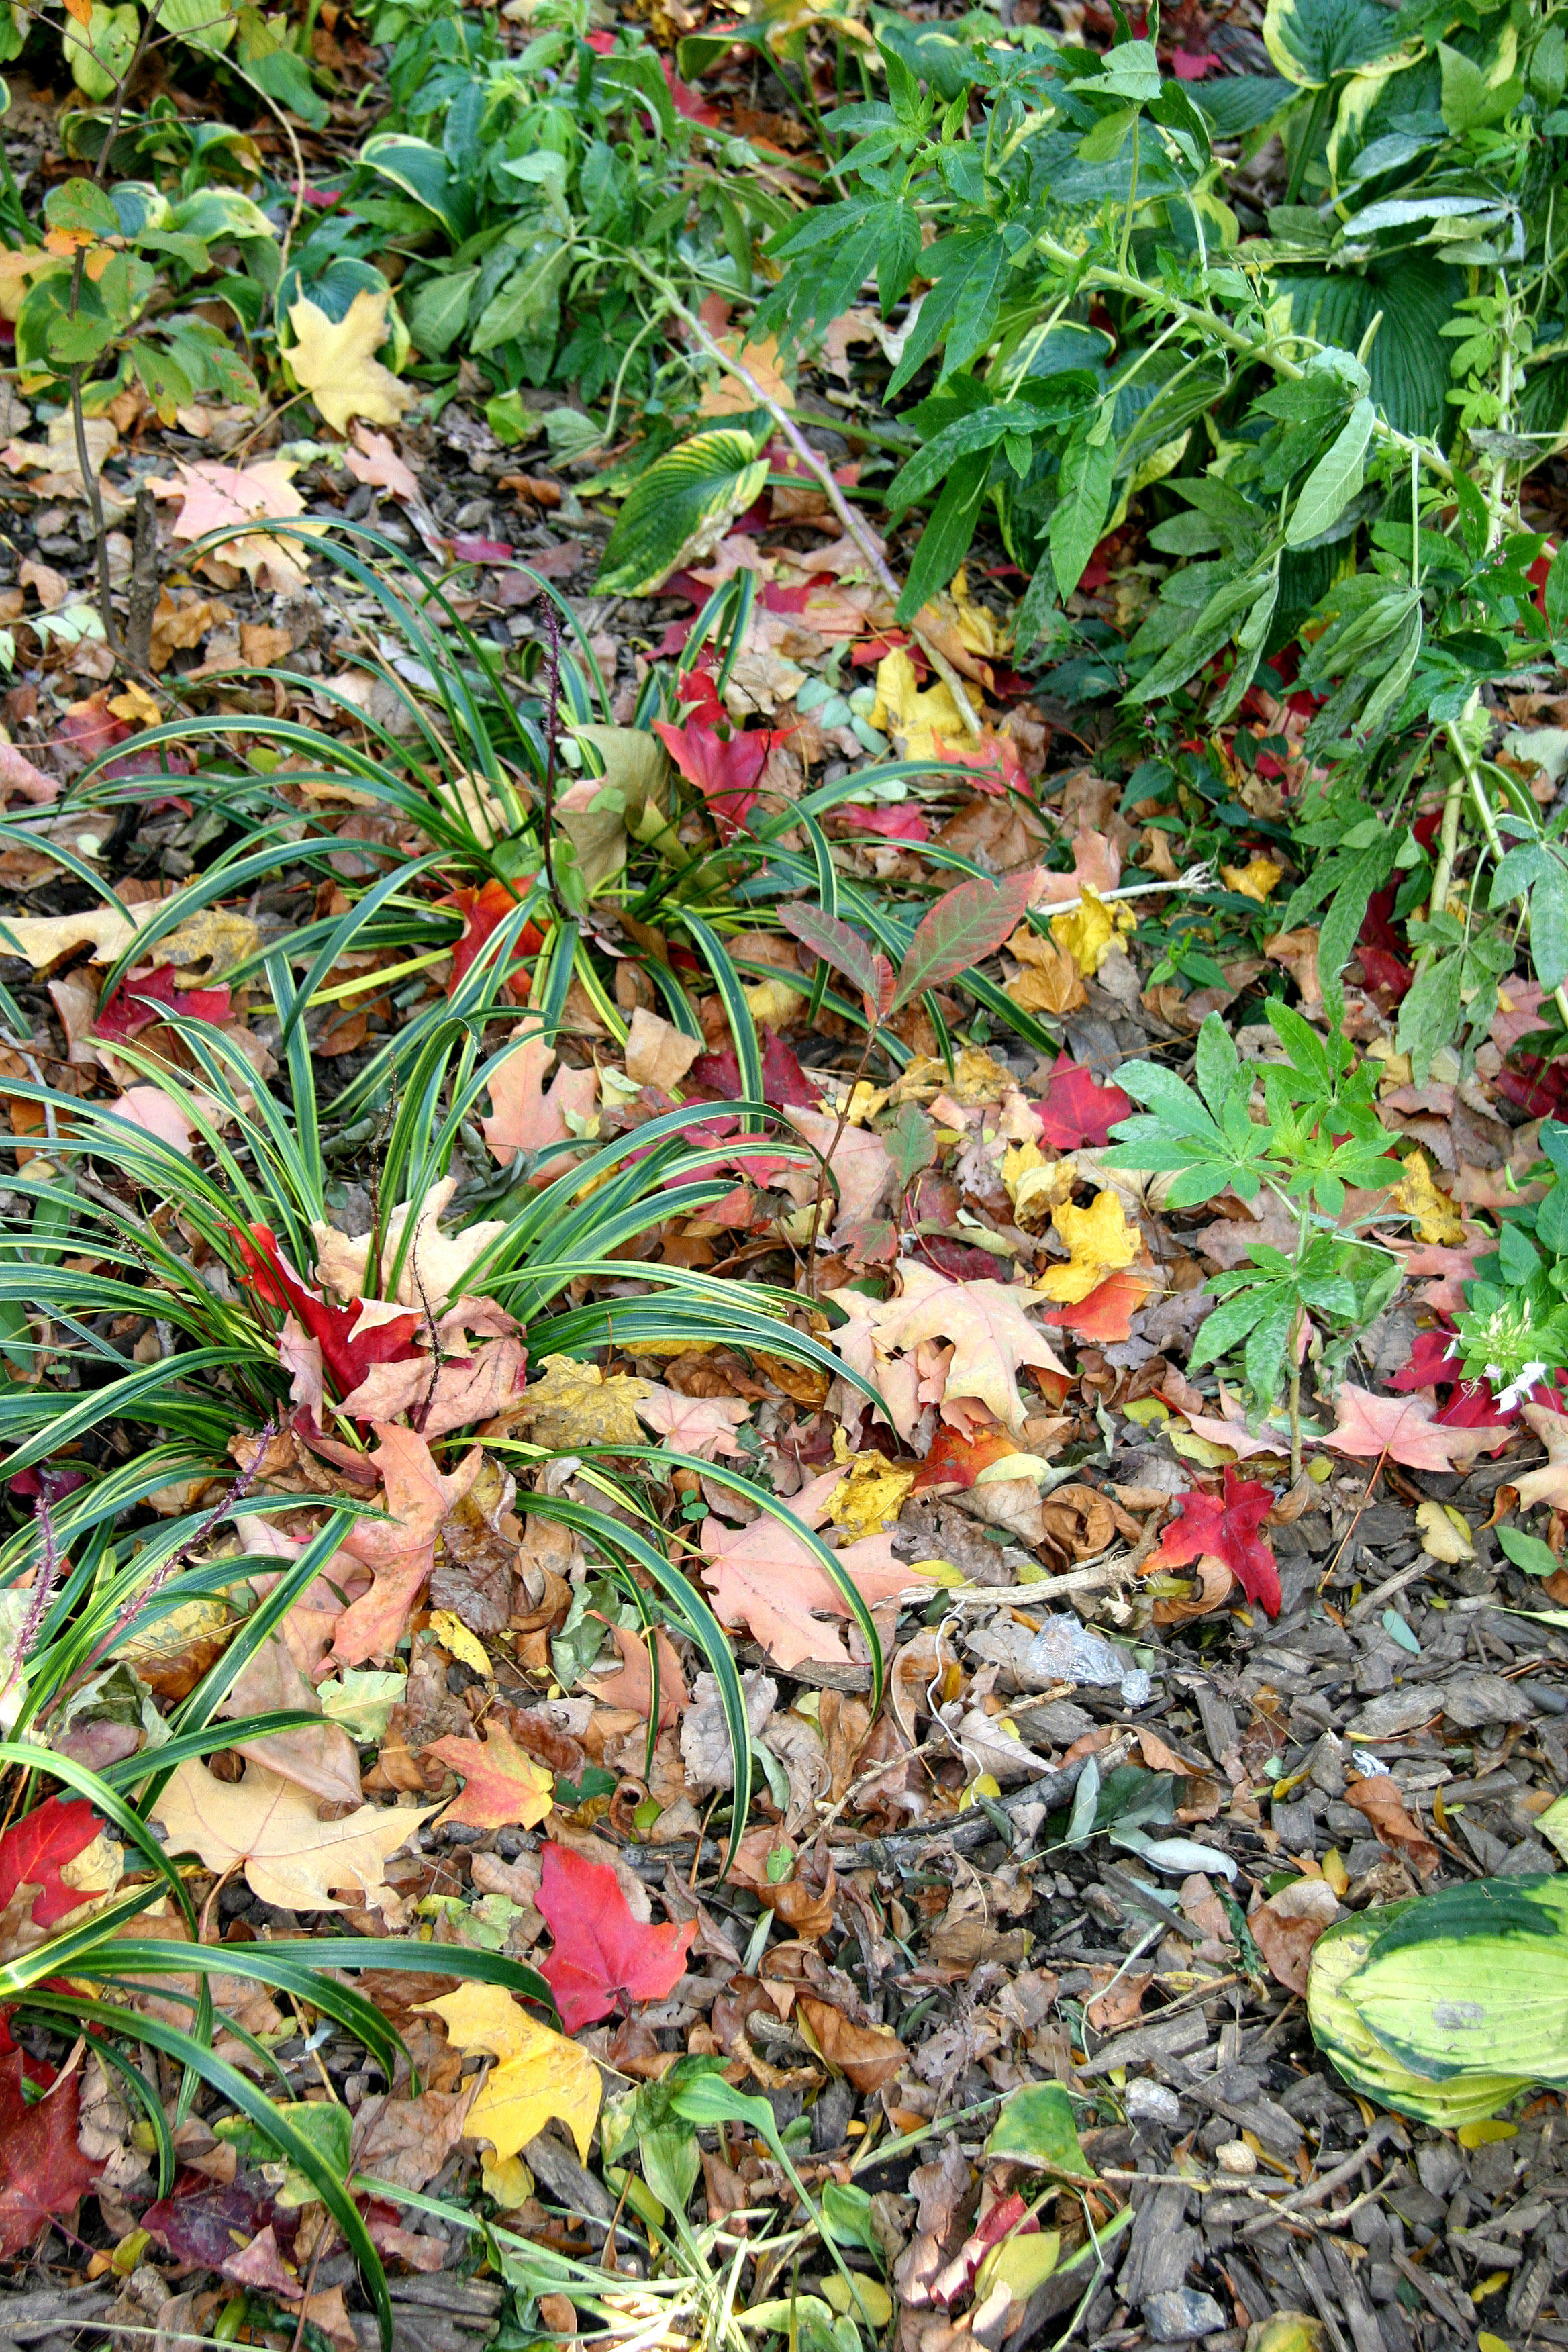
95, 963, 232, 1044
912, 1422, 1018, 1492
442, 880, 546, 1001
0, 1796, 105, 1930
689, 1026, 815, 1109
234, 1225, 422, 1405
1153, 1468, 1281, 1617
654, 712, 783, 842
1035, 1057, 1133, 1150
1041, 1268, 1157, 1343
535, 1842, 695, 2033
838, 802, 931, 844
0, 2052, 101, 2257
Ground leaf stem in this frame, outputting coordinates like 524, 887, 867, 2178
622, 256, 983, 736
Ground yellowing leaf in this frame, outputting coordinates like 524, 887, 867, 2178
505, 1353, 649, 1449
1220, 856, 1283, 903
1458, 2120, 1516, 2149
481, 2153, 535, 2208
420, 1983, 601, 2161
1050, 887, 1134, 976
1037, 1189, 1140, 1304
150, 1761, 438, 1911
826, 1448, 916, 1540
285, 289, 413, 437
426, 1610, 493, 1678
977, 2231, 1061, 2303
1391, 1148, 1464, 1246
869, 648, 965, 761
425, 1725, 553, 1831
1414, 1498, 1473, 1563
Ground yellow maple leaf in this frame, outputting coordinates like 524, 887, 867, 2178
826, 1440, 916, 1540
420, 1983, 601, 2162
1391, 1148, 1464, 1245
1220, 856, 1284, 903
1037, 1189, 1140, 1303
700, 333, 795, 418
285, 288, 413, 437
869, 648, 965, 761
426, 1610, 493, 1679
507, 1353, 649, 1450
1050, 887, 1135, 976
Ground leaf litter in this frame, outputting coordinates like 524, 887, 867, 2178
0, 1, 1563, 2349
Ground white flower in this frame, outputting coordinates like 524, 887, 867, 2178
1494, 1361, 1549, 1411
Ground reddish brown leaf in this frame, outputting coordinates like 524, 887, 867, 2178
0, 2053, 101, 2257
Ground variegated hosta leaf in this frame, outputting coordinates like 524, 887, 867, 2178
596, 430, 769, 597
1262, 0, 1414, 86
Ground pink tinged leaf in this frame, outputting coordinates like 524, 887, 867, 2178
0, 742, 58, 805
892, 871, 1039, 1010
779, 905, 897, 1023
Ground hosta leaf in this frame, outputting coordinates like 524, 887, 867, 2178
1278, 255, 1459, 438
360, 133, 472, 241
1263, 0, 1412, 85
597, 432, 769, 597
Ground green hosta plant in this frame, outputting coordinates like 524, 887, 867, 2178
1104, 1002, 1405, 1468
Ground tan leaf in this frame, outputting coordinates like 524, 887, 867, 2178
623, 1006, 702, 1093
150, 1760, 437, 1910
480, 1030, 598, 1177
699, 1463, 914, 1670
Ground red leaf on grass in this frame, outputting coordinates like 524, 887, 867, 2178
840, 802, 931, 844
1153, 1468, 1281, 1617
443, 880, 546, 1001
0, 1796, 105, 1930
689, 1026, 816, 1110
0, 2051, 101, 2257
780, 904, 896, 1023
234, 1225, 422, 1406
654, 714, 783, 842
535, 1842, 695, 2033
893, 872, 1039, 1009
94, 963, 232, 1043
1035, 1056, 1134, 1150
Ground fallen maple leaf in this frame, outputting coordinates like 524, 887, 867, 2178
1038, 1189, 1141, 1304
689, 1024, 816, 1109
1153, 1469, 1281, 1617
783, 1106, 894, 1233
0, 2052, 100, 2257
95, 961, 231, 1042
700, 331, 795, 417
653, 709, 782, 841
0, 1796, 107, 1930
1389, 1148, 1465, 1246
420, 1982, 601, 2161
346, 426, 420, 501
424, 1724, 554, 1832
150, 1761, 438, 1910
1322, 1384, 1480, 1472
235, 1225, 422, 1409
699, 1463, 914, 1670
840, 1262, 1067, 1433
444, 879, 545, 999
311, 1175, 509, 1314
1034, 1056, 1133, 1150
286, 288, 413, 436
583, 1620, 689, 1726
1248, 1877, 1339, 1994
480, 1030, 598, 1177
1516, 1403, 1568, 1508
148, 458, 320, 592
501, 1353, 648, 1449
535, 1841, 695, 2033
1041, 1267, 1157, 1343
333, 1425, 483, 1664
634, 1383, 750, 1458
